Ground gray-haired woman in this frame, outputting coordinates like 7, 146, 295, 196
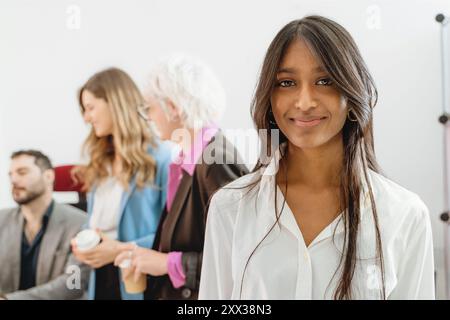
115, 54, 248, 299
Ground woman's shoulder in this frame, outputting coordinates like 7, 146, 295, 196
206, 171, 261, 234
209, 170, 262, 212
147, 139, 174, 166
368, 169, 429, 223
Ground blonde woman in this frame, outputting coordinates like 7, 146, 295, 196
70, 68, 172, 300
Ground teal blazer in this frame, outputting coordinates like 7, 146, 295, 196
86, 140, 172, 300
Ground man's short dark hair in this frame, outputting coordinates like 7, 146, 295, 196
11, 150, 53, 171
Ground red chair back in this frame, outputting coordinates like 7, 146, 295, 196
54, 165, 83, 192
53, 165, 86, 211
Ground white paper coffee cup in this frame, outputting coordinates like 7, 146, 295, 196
75, 229, 100, 252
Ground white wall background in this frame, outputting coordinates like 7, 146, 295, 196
1, 0, 449, 298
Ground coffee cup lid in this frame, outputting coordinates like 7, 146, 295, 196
75, 229, 100, 250
119, 258, 132, 269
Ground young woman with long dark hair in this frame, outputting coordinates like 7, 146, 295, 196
199, 16, 435, 300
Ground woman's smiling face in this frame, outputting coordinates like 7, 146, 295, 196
270, 38, 349, 150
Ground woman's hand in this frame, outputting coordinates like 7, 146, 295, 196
71, 231, 126, 269
70, 165, 86, 186
114, 244, 168, 282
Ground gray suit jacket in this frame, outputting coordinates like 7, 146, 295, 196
0, 203, 90, 299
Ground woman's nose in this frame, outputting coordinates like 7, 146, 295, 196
83, 111, 91, 123
294, 85, 318, 111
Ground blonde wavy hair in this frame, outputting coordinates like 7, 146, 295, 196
76, 67, 157, 192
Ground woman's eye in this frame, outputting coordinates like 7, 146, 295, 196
316, 78, 333, 86
277, 80, 295, 87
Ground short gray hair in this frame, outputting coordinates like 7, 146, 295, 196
144, 54, 226, 129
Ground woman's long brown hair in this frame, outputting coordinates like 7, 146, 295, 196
242, 15, 385, 299
76, 68, 157, 192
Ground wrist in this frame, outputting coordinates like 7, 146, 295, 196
113, 240, 123, 258
160, 252, 169, 275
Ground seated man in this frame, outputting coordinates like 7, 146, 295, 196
0, 150, 89, 299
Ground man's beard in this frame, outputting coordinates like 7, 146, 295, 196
13, 185, 46, 205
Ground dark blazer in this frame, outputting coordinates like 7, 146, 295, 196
144, 131, 249, 300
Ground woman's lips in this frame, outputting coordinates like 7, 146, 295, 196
290, 117, 327, 127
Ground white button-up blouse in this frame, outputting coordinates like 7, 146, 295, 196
199, 148, 435, 300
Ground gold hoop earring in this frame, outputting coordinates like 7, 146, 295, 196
347, 109, 358, 122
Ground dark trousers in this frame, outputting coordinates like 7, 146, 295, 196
95, 263, 122, 300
